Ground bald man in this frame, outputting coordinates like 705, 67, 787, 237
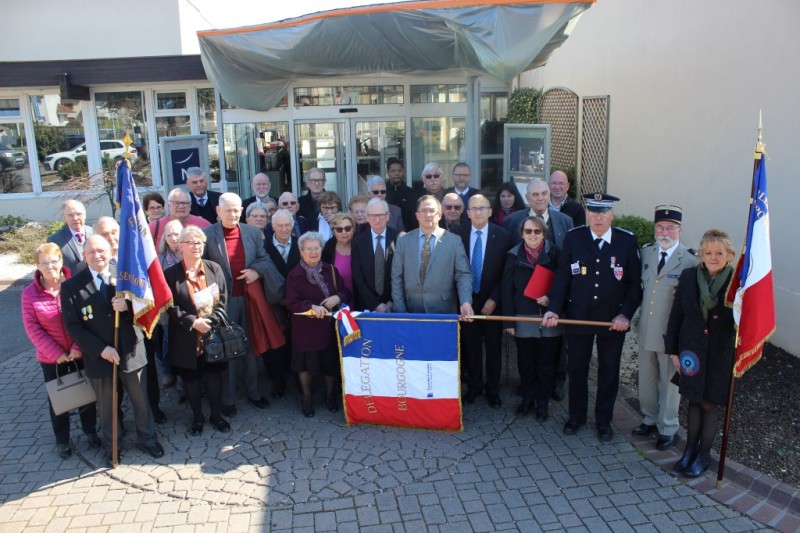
241, 172, 279, 222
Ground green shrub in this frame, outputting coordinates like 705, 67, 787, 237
0, 215, 28, 234
0, 221, 64, 261
507, 87, 543, 124
615, 214, 654, 248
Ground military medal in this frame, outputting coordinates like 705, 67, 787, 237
87, 305, 93, 320
81, 307, 88, 321
614, 266, 623, 280
581, 266, 587, 275
610, 256, 616, 268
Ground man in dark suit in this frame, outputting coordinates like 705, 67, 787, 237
365, 175, 405, 232
298, 167, 326, 221
391, 195, 473, 315
456, 194, 512, 407
542, 193, 642, 442
187, 167, 222, 224
504, 178, 573, 248
61, 235, 164, 464
47, 199, 93, 272
444, 162, 480, 225
204, 193, 283, 412
548, 170, 586, 227
272, 192, 308, 240
385, 158, 419, 231
352, 198, 398, 312
240, 172, 279, 223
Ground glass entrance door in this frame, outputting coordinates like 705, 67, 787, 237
352, 120, 405, 193
295, 122, 347, 199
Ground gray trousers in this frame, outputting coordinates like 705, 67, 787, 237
638, 348, 680, 436
222, 295, 261, 405
90, 367, 157, 450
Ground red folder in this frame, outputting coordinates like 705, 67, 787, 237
523, 266, 554, 300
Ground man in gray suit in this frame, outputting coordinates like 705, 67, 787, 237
203, 192, 283, 415
391, 195, 473, 316
633, 206, 697, 450
47, 199, 93, 272
504, 178, 573, 248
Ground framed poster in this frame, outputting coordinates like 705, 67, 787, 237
159, 135, 210, 188
503, 124, 551, 204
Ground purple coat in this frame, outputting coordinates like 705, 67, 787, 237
285, 262, 350, 352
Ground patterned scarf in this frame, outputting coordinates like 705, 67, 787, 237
523, 241, 544, 265
300, 260, 330, 298
697, 263, 733, 321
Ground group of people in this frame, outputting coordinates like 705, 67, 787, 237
23, 161, 737, 480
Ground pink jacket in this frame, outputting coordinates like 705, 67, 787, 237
21, 267, 79, 364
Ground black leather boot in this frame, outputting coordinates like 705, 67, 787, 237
683, 450, 711, 478
673, 443, 696, 473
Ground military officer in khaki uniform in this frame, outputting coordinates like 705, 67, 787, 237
632, 206, 697, 449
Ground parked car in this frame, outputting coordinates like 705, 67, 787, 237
44, 140, 137, 171
0, 143, 26, 170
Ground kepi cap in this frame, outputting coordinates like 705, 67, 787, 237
654, 205, 682, 224
583, 192, 619, 213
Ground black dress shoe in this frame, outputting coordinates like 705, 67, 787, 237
464, 390, 481, 404
221, 404, 237, 417
656, 434, 677, 450
249, 396, 271, 409
271, 384, 286, 399
536, 407, 549, 423
683, 450, 711, 478
631, 423, 656, 437
302, 399, 315, 418
597, 426, 614, 442
86, 433, 101, 449
210, 418, 231, 433
673, 443, 697, 473
326, 394, 340, 413
105, 449, 124, 467
551, 384, 565, 401
486, 392, 502, 408
516, 400, 533, 416
563, 420, 583, 435
139, 442, 165, 459
57, 443, 71, 459
152, 408, 167, 424
189, 422, 204, 436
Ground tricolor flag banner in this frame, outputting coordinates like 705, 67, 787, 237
337, 313, 462, 431
115, 160, 173, 338
725, 157, 776, 376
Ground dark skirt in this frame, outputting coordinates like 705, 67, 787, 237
291, 347, 338, 377
173, 354, 228, 380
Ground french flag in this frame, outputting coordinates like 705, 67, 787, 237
115, 160, 173, 338
338, 313, 462, 431
726, 157, 775, 376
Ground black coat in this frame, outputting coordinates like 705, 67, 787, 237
190, 190, 222, 225
351, 228, 398, 311
455, 223, 512, 312
664, 266, 735, 405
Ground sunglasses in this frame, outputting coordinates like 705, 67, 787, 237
333, 225, 353, 233
281, 201, 298, 206
522, 228, 544, 235
423, 173, 442, 179
443, 205, 462, 211
370, 190, 387, 195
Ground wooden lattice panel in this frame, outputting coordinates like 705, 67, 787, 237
580, 96, 610, 197
540, 88, 578, 173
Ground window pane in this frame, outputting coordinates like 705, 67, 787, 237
0, 122, 31, 193
257, 122, 291, 195
410, 117, 465, 187
197, 88, 219, 182
156, 91, 186, 110
410, 84, 467, 104
31, 95, 87, 192
294, 86, 403, 106
95, 91, 151, 186
0, 99, 21, 117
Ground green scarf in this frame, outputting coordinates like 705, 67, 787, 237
697, 263, 733, 321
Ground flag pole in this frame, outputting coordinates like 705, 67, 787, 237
111, 310, 120, 468
294, 310, 613, 328
716, 113, 765, 489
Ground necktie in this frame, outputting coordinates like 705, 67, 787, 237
657, 251, 667, 274
471, 230, 483, 293
374, 235, 385, 295
75, 233, 83, 244
198, 197, 206, 207
97, 273, 109, 300
595, 238, 603, 250
278, 243, 288, 262
420, 235, 432, 285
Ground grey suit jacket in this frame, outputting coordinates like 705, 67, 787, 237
391, 227, 472, 314
202, 223, 283, 298
504, 208, 573, 248
638, 242, 697, 353
47, 225, 94, 272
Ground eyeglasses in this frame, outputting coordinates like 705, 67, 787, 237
423, 173, 442, 179
38, 259, 62, 267
333, 225, 353, 233
281, 201, 298, 206
468, 206, 490, 213
308, 178, 325, 184
169, 201, 190, 206
655, 225, 680, 232
320, 205, 339, 212
181, 241, 204, 247
443, 205, 462, 211
367, 212, 388, 219
370, 189, 387, 195
522, 228, 544, 235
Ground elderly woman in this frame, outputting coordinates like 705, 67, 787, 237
142, 192, 165, 222
154, 219, 183, 388
164, 225, 230, 435
501, 216, 562, 421
491, 182, 525, 227
21, 243, 99, 458
322, 212, 356, 297
665, 229, 737, 478
245, 200, 277, 231
286, 232, 351, 417
348, 194, 370, 233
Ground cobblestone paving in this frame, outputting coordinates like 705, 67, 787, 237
0, 350, 771, 532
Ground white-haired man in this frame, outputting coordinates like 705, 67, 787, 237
47, 199, 93, 272
149, 188, 211, 245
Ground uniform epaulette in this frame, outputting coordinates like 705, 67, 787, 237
642, 242, 655, 249
614, 227, 635, 236
568, 225, 586, 232
687, 248, 697, 256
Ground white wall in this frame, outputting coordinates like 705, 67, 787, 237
521, 0, 799, 353
5, 0, 183, 61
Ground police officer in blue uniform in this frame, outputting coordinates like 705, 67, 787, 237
542, 193, 642, 441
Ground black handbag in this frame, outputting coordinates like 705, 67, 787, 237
202, 309, 249, 363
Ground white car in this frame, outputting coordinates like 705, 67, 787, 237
44, 140, 137, 172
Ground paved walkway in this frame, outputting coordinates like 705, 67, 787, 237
0, 344, 787, 533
